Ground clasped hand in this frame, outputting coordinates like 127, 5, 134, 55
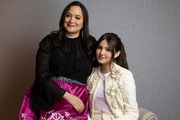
63, 92, 84, 113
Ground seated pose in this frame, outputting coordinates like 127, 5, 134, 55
87, 33, 139, 120
19, 1, 97, 120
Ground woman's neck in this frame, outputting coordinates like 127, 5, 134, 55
100, 62, 114, 73
66, 32, 80, 38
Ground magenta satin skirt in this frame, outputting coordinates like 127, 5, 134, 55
19, 77, 89, 120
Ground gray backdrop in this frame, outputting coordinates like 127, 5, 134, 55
0, 0, 180, 119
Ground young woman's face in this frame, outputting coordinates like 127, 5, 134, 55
64, 6, 84, 38
96, 39, 113, 65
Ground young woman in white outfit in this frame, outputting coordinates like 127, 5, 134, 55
87, 33, 139, 120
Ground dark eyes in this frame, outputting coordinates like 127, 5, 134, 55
65, 13, 81, 20
97, 45, 111, 52
65, 14, 71, 18
75, 17, 81, 20
97, 46, 102, 50
106, 48, 111, 52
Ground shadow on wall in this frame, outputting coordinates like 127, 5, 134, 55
0, 36, 36, 120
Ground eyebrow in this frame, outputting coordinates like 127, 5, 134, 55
98, 44, 109, 49
67, 12, 82, 18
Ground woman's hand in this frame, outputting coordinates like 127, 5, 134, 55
63, 92, 84, 113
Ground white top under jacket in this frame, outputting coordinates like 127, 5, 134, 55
87, 63, 139, 120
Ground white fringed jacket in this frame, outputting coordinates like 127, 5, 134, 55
87, 63, 139, 120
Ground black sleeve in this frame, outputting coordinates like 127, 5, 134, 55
31, 34, 66, 115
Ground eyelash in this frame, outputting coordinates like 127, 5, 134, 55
105, 48, 111, 52
65, 14, 81, 20
97, 46, 111, 52
76, 17, 80, 20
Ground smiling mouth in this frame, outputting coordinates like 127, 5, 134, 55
98, 56, 105, 60
67, 23, 76, 27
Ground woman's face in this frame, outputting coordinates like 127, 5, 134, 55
64, 6, 84, 38
96, 39, 113, 66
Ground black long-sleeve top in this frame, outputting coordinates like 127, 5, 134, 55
31, 33, 97, 115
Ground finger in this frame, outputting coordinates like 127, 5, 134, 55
75, 105, 83, 114
74, 106, 79, 112
79, 106, 85, 113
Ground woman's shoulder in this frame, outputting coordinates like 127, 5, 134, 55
40, 33, 57, 45
89, 35, 96, 40
87, 67, 99, 83
38, 33, 58, 51
89, 67, 99, 77
89, 35, 97, 43
112, 64, 135, 85
114, 63, 133, 76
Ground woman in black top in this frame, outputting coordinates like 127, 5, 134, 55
19, 1, 97, 120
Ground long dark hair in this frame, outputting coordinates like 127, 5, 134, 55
52, 1, 92, 56
97, 33, 129, 69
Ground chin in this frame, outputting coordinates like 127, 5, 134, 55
97, 60, 104, 64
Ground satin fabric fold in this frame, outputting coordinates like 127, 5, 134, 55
19, 77, 89, 120
19, 87, 38, 120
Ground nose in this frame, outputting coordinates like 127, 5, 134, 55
69, 16, 75, 23
99, 49, 105, 55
